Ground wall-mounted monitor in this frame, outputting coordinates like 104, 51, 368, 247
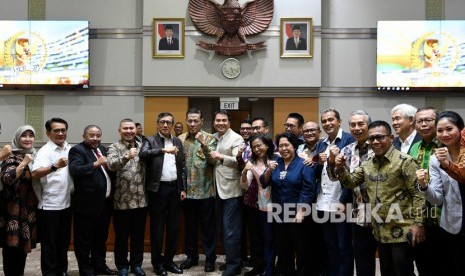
0, 20, 89, 88
377, 20, 465, 90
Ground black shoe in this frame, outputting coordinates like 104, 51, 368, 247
96, 265, 119, 275
180, 257, 199, 269
219, 263, 227, 271
117, 268, 128, 276
153, 264, 167, 276
131, 266, 146, 276
244, 267, 265, 276
221, 268, 242, 276
204, 261, 215, 272
57, 273, 69, 276
242, 258, 253, 268
164, 261, 183, 274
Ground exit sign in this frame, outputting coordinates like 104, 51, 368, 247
220, 97, 239, 110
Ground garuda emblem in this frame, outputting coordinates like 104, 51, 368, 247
188, 0, 274, 56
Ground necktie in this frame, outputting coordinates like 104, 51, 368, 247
295, 38, 299, 48
93, 148, 109, 173
169, 39, 172, 45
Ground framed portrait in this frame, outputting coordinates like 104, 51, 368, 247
152, 18, 185, 58
280, 18, 313, 58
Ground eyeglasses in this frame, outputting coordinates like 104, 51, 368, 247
284, 123, 297, 129
303, 128, 320, 134
252, 126, 264, 131
240, 127, 252, 131
158, 120, 173, 126
367, 134, 389, 143
416, 118, 435, 125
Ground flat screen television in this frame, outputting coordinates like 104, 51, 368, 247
0, 20, 89, 88
377, 20, 465, 90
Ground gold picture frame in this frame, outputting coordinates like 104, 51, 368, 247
280, 18, 313, 58
152, 18, 185, 58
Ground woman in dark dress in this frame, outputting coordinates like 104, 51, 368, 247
0, 125, 38, 276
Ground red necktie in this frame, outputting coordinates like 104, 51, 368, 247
93, 148, 109, 173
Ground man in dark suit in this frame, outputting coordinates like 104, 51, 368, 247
158, 24, 179, 51
285, 25, 307, 50
391, 103, 422, 154
69, 125, 117, 276
139, 112, 187, 276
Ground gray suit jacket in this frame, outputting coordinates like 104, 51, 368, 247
213, 128, 244, 199
422, 155, 463, 234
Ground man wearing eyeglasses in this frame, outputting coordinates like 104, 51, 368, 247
251, 117, 270, 136
297, 121, 321, 166
284, 113, 304, 141
177, 108, 217, 273
327, 110, 377, 276
139, 112, 187, 276
409, 107, 442, 276
335, 120, 425, 276
391, 103, 422, 154
32, 118, 73, 276
314, 108, 355, 276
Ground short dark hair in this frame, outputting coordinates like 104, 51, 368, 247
416, 106, 439, 118
249, 135, 275, 163
436, 111, 465, 131
165, 24, 173, 31
186, 107, 203, 119
45, 118, 68, 132
241, 119, 252, 125
119, 118, 135, 127
275, 132, 303, 152
292, 25, 301, 31
214, 110, 231, 121
175, 122, 183, 127
157, 112, 174, 124
368, 120, 392, 135
83, 125, 101, 135
252, 117, 269, 127
287, 113, 304, 127
135, 123, 142, 128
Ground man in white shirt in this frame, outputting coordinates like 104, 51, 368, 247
32, 118, 73, 276
391, 103, 422, 154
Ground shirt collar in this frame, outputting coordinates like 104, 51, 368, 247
323, 128, 343, 144
401, 130, 417, 145
420, 137, 441, 148
48, 140, 70, 150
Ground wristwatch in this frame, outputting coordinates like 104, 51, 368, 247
51, 165, 58, 172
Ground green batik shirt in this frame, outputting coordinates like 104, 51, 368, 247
337, 146, 424, 244
409, 138, 442, 226
178, 130, 216, 199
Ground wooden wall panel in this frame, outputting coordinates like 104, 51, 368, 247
273, 97, 319, 138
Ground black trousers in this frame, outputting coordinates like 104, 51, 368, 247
2, 246, 27, 276
113, 207, 147, 269
440, 228, 465, 276
352, 224, 378, 276
244, 205, 264, 270
183, 197, 216, 263
412, 225, 442, 276
274, 222, 308, 276
73, 198, 113, 274
37, 207, 72, 276
378, 242, 414, 276
148, 185, 181, 266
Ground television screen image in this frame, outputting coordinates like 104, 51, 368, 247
377, 20, 465, 89
0, 20, 89, 87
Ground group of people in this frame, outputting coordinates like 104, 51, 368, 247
0, 103, 465, 276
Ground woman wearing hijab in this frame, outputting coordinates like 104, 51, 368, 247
0, 125, 38, 276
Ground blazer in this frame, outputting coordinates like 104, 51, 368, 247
285, 37, 307, 50
423, 155, 463, 234
69, 142, 113, 215
315, 130, 355, 204
139, 133, 186, 193
213, 128, 244, 200
159, 37, 179, 51
393, 132, 422, 154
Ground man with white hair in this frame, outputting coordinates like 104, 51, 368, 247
391, 103, 422, 154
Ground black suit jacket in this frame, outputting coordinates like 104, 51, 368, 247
392, 132, 422, 154
158, 37, 179, 51
139, 133, 186, 193
69, 142, 112, 215
286, 37, 307, 50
